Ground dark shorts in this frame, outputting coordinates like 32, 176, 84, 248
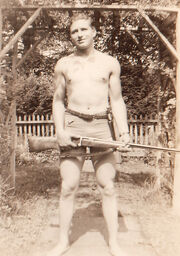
60, 111, 114, 158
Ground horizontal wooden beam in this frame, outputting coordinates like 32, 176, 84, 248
0, 5, 179, 13
0, 8, 42, 60
138, 8, 180, 62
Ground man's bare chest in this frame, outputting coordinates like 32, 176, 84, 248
65, 59, 110, 84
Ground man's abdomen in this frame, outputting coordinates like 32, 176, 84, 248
66, 82, 109, 115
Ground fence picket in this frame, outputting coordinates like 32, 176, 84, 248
36, 115, 39, 136
31, 114, 34, 136
41, 115, 45, 136
134, 115, 138, 143
139, 115, 144, 144
19, 116, 23, 136
50, 114, 54, 136
24, 115, 28, 134
16, 114, 159, 146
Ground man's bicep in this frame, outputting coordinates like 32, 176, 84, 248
54, 62, 65, 87
109, 73, 122, 100
109, 59, 122, 98
54, 64, 66, 101
53, 81, 66, 106
54, 83, 66, 103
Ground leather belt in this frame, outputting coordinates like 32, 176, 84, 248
66, 108, 108, 120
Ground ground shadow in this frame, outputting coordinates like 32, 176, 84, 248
69, 202, 128, 246
117, 171, 155, 187
13, 160, 154, 199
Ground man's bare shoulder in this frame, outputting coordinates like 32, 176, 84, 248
55, 54, 74, 72
96, 51, 120, 73
97, 51, 120, 66
55, 56, 68, 69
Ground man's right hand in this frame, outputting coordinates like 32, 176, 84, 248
56, 130, 79, 148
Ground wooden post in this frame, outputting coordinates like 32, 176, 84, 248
0, 8, 41, 60
138, 8, 180, 62
173, 10, 180, 214
10, 42, 18, 188
0, 8, 2, 74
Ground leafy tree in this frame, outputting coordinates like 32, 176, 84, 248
0, 0, 177, 118
0, 0, 177, 194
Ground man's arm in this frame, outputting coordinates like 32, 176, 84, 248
109, 58, 130, 144
53, 60, 66, 133
53, 60, 76, 147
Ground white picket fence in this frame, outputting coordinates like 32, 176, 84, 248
16, 114, 160, 146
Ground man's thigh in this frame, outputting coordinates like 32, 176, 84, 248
92, 153, 116, 188
60, 157, 85, 188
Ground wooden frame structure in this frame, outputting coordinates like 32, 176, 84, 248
0, 3, 180, 214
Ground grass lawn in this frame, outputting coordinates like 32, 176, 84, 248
0, 152, 180, 256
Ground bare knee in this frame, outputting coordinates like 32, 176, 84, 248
61, 181, 78, 199
100, 181, 116, 197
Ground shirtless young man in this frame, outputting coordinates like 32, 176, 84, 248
49, 13, 130, 256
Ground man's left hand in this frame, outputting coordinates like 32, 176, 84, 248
119, 133, 130, 147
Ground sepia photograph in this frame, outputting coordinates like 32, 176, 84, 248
0, 1, 180, 256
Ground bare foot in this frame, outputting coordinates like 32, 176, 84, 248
109, 242, 127, 256
46, 243, 70, 256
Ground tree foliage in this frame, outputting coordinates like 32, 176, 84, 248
15, 73, 54, 114
0, 0, 177, 118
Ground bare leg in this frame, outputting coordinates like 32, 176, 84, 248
46, 157, 84, 256
92, 153, 125, 256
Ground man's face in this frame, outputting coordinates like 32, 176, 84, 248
70, 19, 96, 49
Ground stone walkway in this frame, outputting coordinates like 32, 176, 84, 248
30, 161, 158, 256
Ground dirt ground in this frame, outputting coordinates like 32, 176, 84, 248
0, 155, 180, 256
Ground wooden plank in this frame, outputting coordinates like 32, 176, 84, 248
37, 115, 40, 136
50, 114, 54, 136
134, 116, 138, 143
0, 8, 2, 74
129, 115, 134, 143
31, 114, 34, 135
139, 115, 144, 144
42, 115, 45, 136
138, 7, 180, 62
29, 115, 32, 135
19, 116, 23, 135
24, 115, 27, 134
1, 5, 179, 13
9, 43, 18, 188
173, 10, 180, 215
16, 119, 54, 124
0, 8, 42, 60
150, 123, 155, 145
46, 114, 49, 136
16, 114, 159, 144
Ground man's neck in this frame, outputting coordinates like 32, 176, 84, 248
75, 46, 96, 58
